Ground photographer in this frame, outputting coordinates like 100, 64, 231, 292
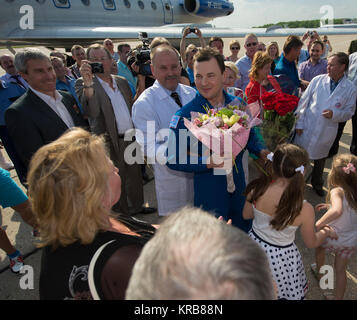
180, 26, 206, 67
75, 44, 156, 216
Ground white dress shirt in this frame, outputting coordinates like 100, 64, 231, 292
29, 86, 74, 128
132, 80, 196, 216
96, 75, 133, 134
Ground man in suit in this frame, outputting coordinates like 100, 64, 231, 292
5, 49, 88, 183
75, 44, 155, 215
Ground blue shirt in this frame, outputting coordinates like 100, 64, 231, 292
186, 67, 195, 87
0, 167, 27, 208
235, 55, 252, 91
273, 54, 301, 89
0, 80, 26, 125
55, 77, 83, 113
117, 61, 137, 92
298, 49, 309, 66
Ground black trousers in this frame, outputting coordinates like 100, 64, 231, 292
311, 158, 326, 189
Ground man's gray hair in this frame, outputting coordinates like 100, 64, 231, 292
14, 49, 50, 74
126, 207, 276, 300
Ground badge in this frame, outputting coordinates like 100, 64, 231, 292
169, 115, 180, 129
335, 102, 342, 108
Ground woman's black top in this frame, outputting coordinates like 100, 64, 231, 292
39, 215, 155, 300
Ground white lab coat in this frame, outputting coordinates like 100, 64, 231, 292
294, 74, 357, 159
132, 80, 197, 216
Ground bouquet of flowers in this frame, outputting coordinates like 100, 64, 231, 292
184, 99, 262, 192
260, 90, 299, 151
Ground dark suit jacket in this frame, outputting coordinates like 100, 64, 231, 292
5, 89, 88, 173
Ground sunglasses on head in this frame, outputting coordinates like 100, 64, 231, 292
231, 47, 239, 50
246, 42, 257, 47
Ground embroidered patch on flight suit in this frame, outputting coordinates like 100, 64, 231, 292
169, 115, 180, 129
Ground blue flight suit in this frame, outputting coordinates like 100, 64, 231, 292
56, 77, 83, 113
167, 90, 265, 232
0, 80, 27, 184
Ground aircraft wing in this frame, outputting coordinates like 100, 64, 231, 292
2, 24, 357, 50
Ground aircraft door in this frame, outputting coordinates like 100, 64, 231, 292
160, 0, 173, 24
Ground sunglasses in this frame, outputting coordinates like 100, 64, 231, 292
231, 47, 239, 50
246, 42, 257, 47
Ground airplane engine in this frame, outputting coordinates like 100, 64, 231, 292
183, 0, 234, 18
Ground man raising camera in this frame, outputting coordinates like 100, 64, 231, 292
75, 44, 156, 216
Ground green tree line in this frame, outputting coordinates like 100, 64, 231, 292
255, 18, 349, 28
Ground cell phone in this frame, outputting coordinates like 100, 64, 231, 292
189, 28, 196, 33
90, 62, 104, 74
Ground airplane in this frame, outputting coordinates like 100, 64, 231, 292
0, 0, 234, 50
1, 0, 357, 52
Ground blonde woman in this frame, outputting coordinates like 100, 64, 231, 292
28, 128, 156, 300
226, 40, 240, 63
267, 41, 280, 73
223, 61, 243, 98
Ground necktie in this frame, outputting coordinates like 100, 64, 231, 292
11, 75, 26, 89
170, 92, 182, 108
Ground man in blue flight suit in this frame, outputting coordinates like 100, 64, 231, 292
0, 79, 27, 185
167, 47, 269, 232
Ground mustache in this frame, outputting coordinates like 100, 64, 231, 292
165, 75, 179, 80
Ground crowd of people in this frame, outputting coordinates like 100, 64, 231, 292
1, 27, 357, 300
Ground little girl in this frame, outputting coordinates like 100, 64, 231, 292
243, 143, 336, 300
313, 154, 357, 300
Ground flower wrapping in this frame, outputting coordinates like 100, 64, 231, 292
260, 91, 299, 151
183, 99, 262, 192
184, 100, 262, 158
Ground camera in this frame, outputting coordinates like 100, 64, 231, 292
134, 32, 152, 76
189, 28, 196, 33
308, 31, 314, 37
90, 62, 104, 74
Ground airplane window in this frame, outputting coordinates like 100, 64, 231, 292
81, 0, 90, 6
124, 0, 131, 8
53, 0, 70, 7
151, 1, 157, 10
102, 0, 116, 9
138, 1, 144, 9
36, 0, 46, 4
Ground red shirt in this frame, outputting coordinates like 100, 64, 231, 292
245, 79, 267, 104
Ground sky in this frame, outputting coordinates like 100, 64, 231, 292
212, 0, 357, 28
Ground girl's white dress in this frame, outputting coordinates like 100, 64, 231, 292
249, 205, 308, 300
322, 188, 357, 259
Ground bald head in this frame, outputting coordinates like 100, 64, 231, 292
150, 45, 181, 91
150, 45, 180, 66
0, 54, 17, 75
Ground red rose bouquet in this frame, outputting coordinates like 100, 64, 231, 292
260, 90, 299, 150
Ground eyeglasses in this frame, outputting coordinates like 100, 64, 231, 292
231, 47, 239, 50
246, 42, 257, 47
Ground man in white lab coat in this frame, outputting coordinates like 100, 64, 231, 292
132, 45, 196, 216
348, 52, 357, 155
294, 52, 357, 196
